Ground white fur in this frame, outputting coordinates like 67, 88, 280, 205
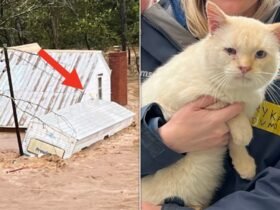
142, 148, 227, 206
141, 6, 279, 208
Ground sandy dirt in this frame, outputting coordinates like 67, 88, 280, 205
0, 74, 139, 210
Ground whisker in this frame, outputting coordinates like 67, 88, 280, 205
266, 88, 279, 104
211, 76, 227, 102
253, 76, 278, 104
254, 72, 279, 75
267, 83, 280, 101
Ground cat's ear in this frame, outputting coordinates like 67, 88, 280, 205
267, 23, 280, 43
206, 1, 227, 35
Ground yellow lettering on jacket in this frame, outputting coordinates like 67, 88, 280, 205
251, 101, 280, 136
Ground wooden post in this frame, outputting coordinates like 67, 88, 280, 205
3, 44, 23, 155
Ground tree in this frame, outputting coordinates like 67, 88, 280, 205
0, 0, 139, 50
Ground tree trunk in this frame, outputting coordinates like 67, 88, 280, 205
49, 8, 59, 49
127, 45, 131, 64
15, 17, 24, 45
0, 0, 3, 18
84, 33, 90, 50
120, 0, 127, 51
1, 31, 10, 46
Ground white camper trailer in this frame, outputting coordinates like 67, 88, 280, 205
22, 100, 134, 159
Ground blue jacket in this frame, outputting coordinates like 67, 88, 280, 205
141, 0, 280, 209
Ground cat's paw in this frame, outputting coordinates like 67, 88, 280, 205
231, 126, 253, 146
229, 116, 253, 146
234, 155, 256, 180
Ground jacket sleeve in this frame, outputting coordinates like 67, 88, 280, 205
161, 160, 280, 210
141, 103, 184, 177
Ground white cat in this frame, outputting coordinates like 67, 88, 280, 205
141, 2, 280, 209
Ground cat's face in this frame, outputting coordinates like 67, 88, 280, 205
205, 2, 280, 91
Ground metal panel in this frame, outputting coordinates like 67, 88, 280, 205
32, 100, 135, 140
0, 49, 111, 128
22, 100, 135, 159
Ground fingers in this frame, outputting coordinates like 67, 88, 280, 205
142, 202, 161, 210
210, 102, 244, 122
190, 96, 217, 110
206, 133, 230, 150
212, 124, 230, 138
217, 133, 230, 146
191, 133, 230, 152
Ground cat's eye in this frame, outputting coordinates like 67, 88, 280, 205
224, 48, 237, 55
255, 50, 267, 59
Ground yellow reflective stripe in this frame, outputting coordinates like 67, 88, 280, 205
251, 101, 280, 136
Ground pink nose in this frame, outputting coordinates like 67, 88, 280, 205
239, 66, 251, 74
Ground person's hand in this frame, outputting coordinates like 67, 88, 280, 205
158, 96, 244, 153
142, 202, 161, 210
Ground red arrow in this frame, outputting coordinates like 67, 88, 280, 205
38, 49, 83, 90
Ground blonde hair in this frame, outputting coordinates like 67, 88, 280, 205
181, 0, 280, 39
